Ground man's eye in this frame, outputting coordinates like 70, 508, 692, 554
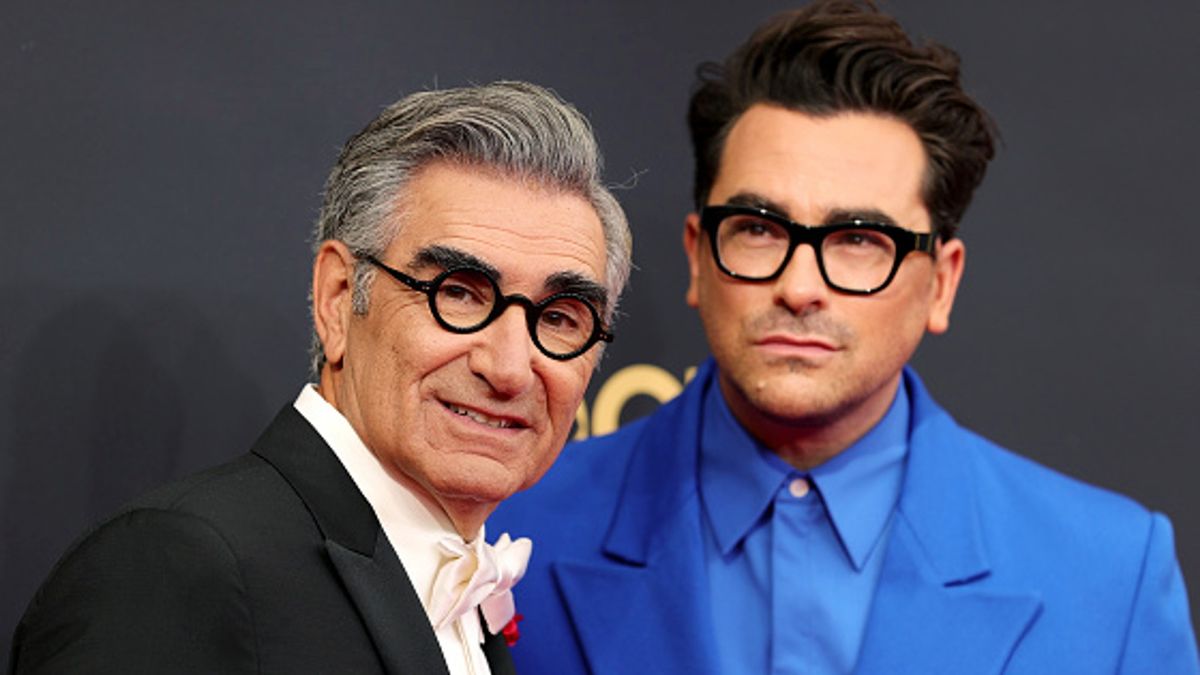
538, 299, 591, 336
829, 229, 891, 250
719, 216, 788, 253
731, 218, 781, 238
437, 272, 493, 306
541, 310, 579, 330
439, 284, 479, 303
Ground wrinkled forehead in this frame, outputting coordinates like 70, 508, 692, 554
385, 163, 609, 302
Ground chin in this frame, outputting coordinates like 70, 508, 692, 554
740, 375, 850, 425
428, 463, 523, 506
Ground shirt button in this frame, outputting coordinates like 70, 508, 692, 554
788, 477, 810, 498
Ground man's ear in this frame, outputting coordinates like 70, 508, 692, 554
312, 240, 358, 368
927, 237, 965, 335
683, 213, 702, 308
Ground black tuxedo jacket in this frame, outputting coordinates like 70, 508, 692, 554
9, 406, 516, 675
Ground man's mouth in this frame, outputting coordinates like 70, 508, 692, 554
443, 402, 522, 430
755, 334, 840, 351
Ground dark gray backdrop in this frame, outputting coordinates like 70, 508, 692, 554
4, 0, 1198, 653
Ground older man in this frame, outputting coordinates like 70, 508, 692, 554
490, 2, 1198, 673
9, 81, 631, 675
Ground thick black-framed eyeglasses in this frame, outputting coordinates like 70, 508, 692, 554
362, 255, 613, 361
700, 205, 937, 295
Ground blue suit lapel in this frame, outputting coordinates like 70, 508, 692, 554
553, 555, 717, 675
855, 519, 1041, 674
855, 371, 1041, 674
552, 361, 721, 675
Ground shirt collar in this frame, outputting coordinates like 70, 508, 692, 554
698, 375, 909, 571
809, 386, 909, 570
292, 384, 475, 611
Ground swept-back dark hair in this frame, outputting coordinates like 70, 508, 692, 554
688, 0, 996, 240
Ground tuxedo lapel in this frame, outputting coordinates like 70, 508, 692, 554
854, 373, 1042, 674
253, 406, 448, 675
553, 364, 721, 675
328, 535, 450, 675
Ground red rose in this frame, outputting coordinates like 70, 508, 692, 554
501, 613, 524, 647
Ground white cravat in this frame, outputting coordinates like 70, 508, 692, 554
430, 533, 532, 640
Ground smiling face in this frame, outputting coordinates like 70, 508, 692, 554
313, 162, 608, 534
684, 105, 964, 465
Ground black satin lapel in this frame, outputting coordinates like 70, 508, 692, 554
482, 626, 516, 675
253, 406, 378, 554
327, 533, 450, 675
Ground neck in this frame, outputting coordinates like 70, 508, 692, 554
719, 372, 901, 471
438, 501, 492, 542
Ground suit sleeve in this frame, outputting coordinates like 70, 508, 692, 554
9, 508, 258, 674
1118, 513, 1200, 674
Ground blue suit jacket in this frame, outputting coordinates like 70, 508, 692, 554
490, 360, 1198, 674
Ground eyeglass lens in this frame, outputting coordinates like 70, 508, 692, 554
431, 268, 598, 358
715, 212, 899, 291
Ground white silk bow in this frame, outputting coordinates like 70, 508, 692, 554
429, 532, 531, 640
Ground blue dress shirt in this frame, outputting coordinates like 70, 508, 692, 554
699, 382, 910, 674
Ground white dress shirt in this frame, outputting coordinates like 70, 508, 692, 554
294, 384, 492, 675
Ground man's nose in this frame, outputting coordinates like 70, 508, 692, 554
773, 244, 831, 312
468, 305, 537, 397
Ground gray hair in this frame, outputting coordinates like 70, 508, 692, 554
309, 81, 633, 377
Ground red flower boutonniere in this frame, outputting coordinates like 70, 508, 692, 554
501, 613, 524, 647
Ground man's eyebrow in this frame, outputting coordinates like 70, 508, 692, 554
545, 271, 609, 311
724, 192, 791, 217
824, 208, 898, 227
411, 244, 606, 309
409, 245, 501, 281
721, 192, 899, 228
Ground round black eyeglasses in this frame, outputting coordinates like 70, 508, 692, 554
362, 255, 613, 361
700, 205, 937, 295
